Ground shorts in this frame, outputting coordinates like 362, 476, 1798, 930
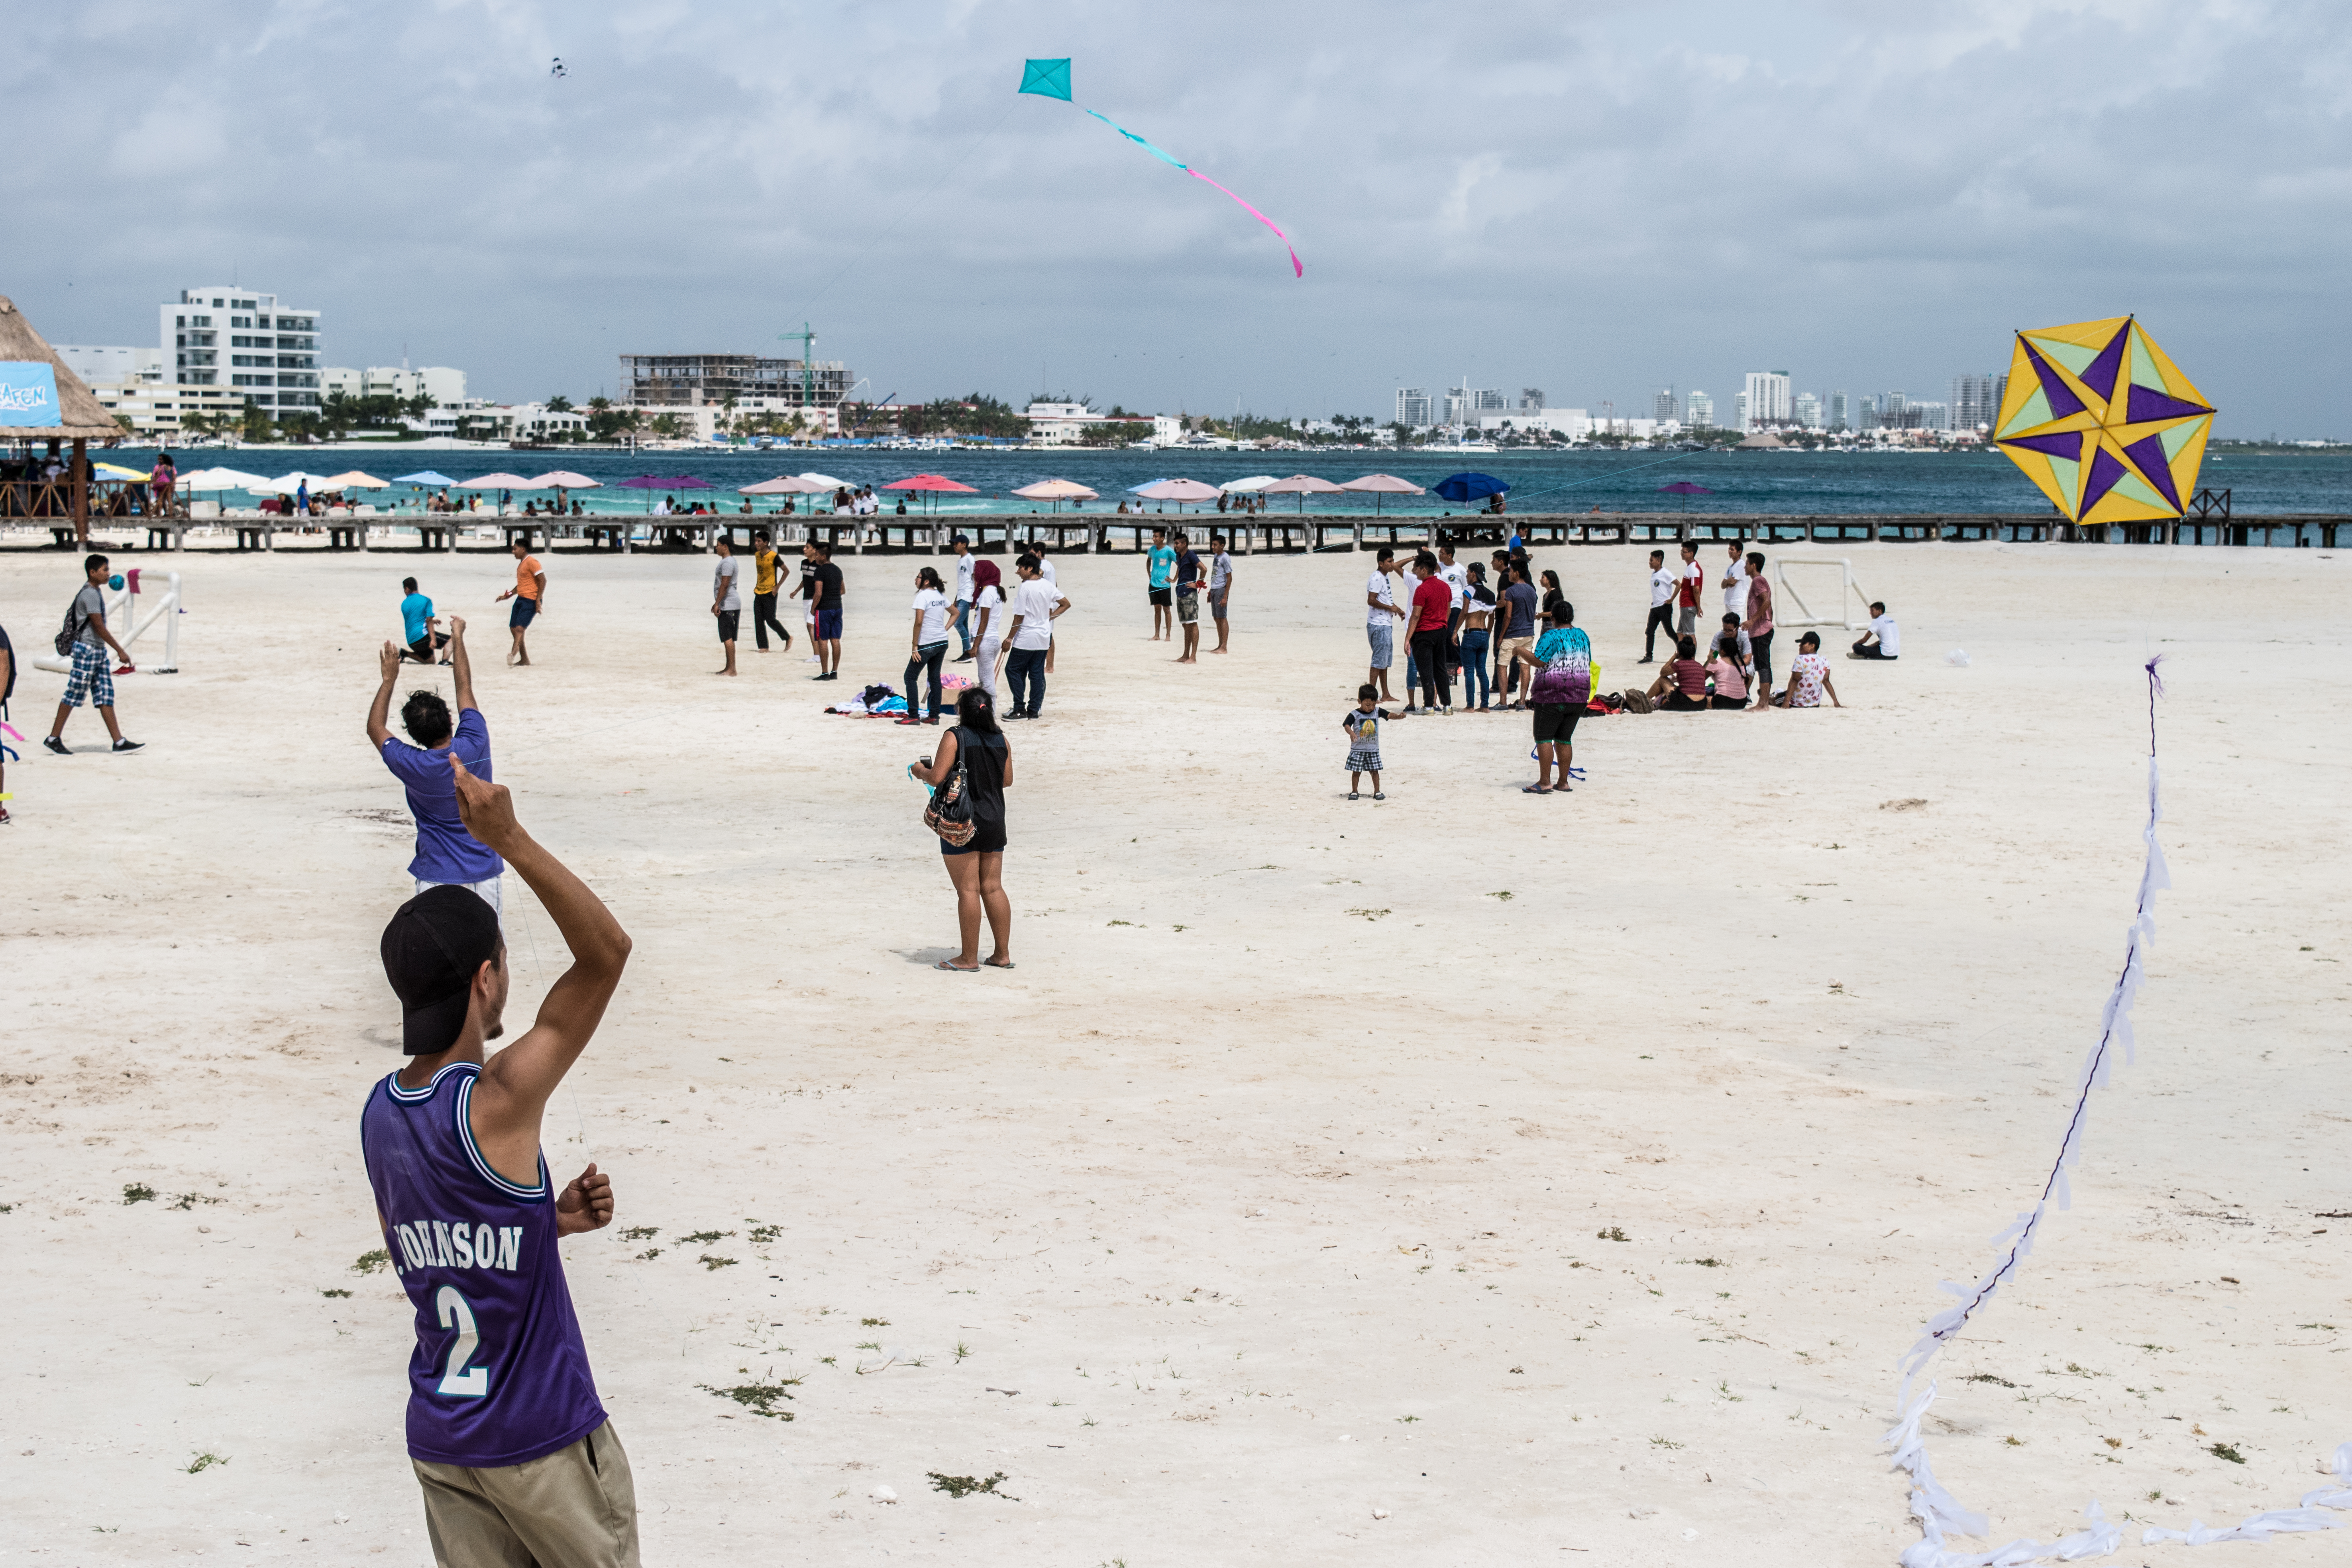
1177, 590, 1199, 624
1366, 623, 1394, 669
412, 1420, 638, 1568
1209, 587, 1229, 617
816, 606, 843, 640
1345, 747, 1382, 773
510, 596, 539, 628
1532, 703, 1581, 745
62, 641, 114, 708
1149, 586, 1172, 606
716, 609, 739, 642
941, 819, 1008, 856
416, 875, 504, 915
1498, 634, 1533, 676
406, 632, 449, 662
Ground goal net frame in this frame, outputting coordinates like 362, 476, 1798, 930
1773, 557, 1868, 631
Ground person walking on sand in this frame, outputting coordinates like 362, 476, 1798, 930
1364, 547, 1405, 704
1742, 551, 1775, 708
1641, 548, 1675, 663
750, 531, 792, 655
400, 577, 450, 665
969, 559, 1008, 703
1002, 555, 1068, 719
911, 688, 1013, 972
1341, 683, 1393, 801
369, 616, 503, 909
493, 540, 544, 667
900, 566, 951, 726
363, 756, 637, 1567
1208, 534, 1236, 653
1173, 532, 1202, 663
709, 536, 742, 676
807, 539, 844, 681
43, 553, 142, 756
948, 536, 976, 661
1147, 527, 1176, 642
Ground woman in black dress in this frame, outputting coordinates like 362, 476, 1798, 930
911, 688, 1013, 972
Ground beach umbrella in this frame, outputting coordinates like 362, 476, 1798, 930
456, 472, 535, 490
1219, 475, 1279, 493
320, 470, 390, 489
1657, 481, 1713, 513
1126, 477, 1171, 493
255, 470, 336, 495
1432, 471, 1509, 503
884, 472, 982, 514
524, 469, 600, 513
94, 461, 151, 482
1133, 477, 1221, 512
176, 465, 271, 491
1260, 473, 1344, 512
740, 475, 830, 494
394, 470, 458, 487
796, 472, 847, 489
1339, 472, 1423, 515
1011, 477, 1099, 513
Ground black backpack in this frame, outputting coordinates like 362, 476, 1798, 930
54, 590, 92, 657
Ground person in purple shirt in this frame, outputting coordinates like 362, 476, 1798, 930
363, 752, 636, 1564
369, 617, 503, 911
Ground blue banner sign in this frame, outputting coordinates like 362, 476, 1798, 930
0, 360, 61, 427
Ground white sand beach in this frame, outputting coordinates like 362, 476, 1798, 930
1, 538, 2344, 1565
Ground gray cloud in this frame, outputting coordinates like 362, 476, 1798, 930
7, 0, 2344, 433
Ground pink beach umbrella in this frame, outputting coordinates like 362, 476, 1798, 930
1012, 478, 1100, 513
1132, 477, 1221, 512
882, 473, 982, 514
1260, 473, 1344, 513
1339, 472, 1424, 515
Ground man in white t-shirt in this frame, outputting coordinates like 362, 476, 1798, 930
1720, 540, 1749, 621
1001, 555, 1070, 720
1642, 549, 1677, 662
1364, 547, 1404, 703
710, 536, 742, 677
1849, 601, 1900, 660
1437, 542, 1469, 681
1675, 541, 1704, 641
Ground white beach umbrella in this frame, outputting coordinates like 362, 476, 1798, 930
1218, 475, 1280, 493
456, 472, 535, 489
796, 472, 848, 489
319, 470, 389, 489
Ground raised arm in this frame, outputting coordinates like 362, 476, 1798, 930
367, 641, 401, 747
450, 754, 632, 1176
448, 616, 476, 713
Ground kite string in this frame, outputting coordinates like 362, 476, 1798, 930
1883, 660, 2352, 1566
786, 98, 1020, 324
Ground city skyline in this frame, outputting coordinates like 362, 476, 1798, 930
7, 5, 2343, 437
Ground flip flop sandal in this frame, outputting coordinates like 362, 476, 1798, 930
983, 958, 1017, 970
1521, 784, 1551, 795
935, 960, 979, 973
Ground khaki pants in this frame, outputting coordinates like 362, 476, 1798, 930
413, 1421, 639, 1568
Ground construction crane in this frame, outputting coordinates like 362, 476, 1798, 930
775, 322, 817, 407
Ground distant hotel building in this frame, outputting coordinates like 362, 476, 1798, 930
54, 344, 164, 386
1395, 387, 1431, 427
165, 286, 321, 413
1950, 373, 2006, 433
324, 365, 469, 406
1830, 390, 1849, 431
622, 352, 852, 414
1685, 390, 1713, 429
1652, 387, 1677, 424
1742, 370, 1791, 430
1794, 391, 1822, 430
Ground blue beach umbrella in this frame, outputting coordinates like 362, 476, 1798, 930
395, 470, 457, 486
1433, 471, 1509, 503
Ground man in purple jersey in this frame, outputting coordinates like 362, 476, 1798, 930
363, 754, 636, 1566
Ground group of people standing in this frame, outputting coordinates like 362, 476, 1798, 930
1142, 526, 1234, 662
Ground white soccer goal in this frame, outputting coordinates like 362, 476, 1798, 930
1773, 557, 1869, 631
31, 569, 183, 675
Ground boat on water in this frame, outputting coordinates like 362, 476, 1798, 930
1417, 440, 1499, 453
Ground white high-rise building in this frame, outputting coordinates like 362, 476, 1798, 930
1742, 370, 1792, 431
1830, 390, 1849, 431
1395, 387, 1431, 427
1686, 390, 1713, 429
164, 285, 321, 412
53, 345, 165, 385
1950, 373, 2002, 432
1653, 387, 1677, 424
1794, 391, 1822, 430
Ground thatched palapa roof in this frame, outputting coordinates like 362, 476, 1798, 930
0, 294, 126, 441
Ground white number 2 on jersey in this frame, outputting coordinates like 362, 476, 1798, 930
435, 1286, 489, 1397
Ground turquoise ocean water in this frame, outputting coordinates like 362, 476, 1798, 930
108, 445, 2351, 520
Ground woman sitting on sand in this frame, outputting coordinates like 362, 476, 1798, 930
1646, 636, 1711, 711
911, 689, 1013, 973
1772, 631, 1842, 709
1704, 642, 1751, 709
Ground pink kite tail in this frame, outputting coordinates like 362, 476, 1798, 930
1185, 168, 1304, 277
0, 721, 23, 742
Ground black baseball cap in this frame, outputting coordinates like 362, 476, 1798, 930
381, 885, 502, 1055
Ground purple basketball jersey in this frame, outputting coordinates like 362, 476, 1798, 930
361, 1063, 606, 1467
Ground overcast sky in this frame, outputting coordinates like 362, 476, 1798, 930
8, 1, 2346, 434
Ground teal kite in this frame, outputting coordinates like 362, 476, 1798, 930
1018, 57, 1302, 279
